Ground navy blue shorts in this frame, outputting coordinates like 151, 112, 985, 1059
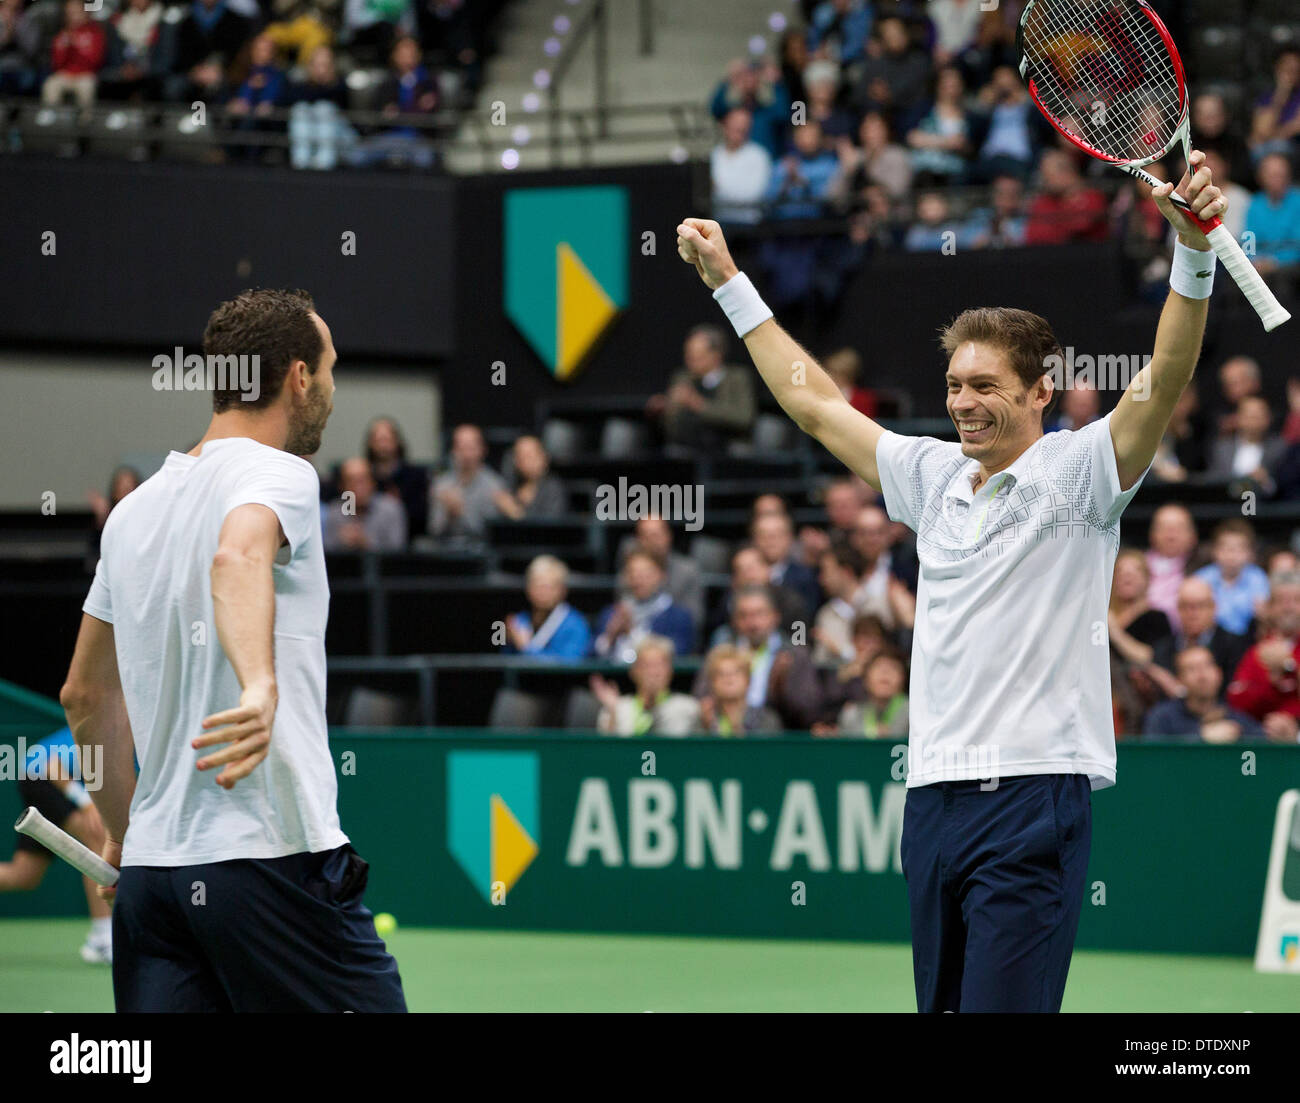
900, 773, 1091, 1013
112, 844, 407, 1012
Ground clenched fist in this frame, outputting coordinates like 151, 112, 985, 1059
676, 218, 740, 291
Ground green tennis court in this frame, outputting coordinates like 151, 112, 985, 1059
3, 919, 1294, 1013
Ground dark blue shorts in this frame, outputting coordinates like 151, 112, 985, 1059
900, 773, 1091, 1013
112, 844, 407, 1012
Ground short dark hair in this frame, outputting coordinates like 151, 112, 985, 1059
203, 288, 323, 413
824, 543, 867, 577
687, 323, 728, 357
1212, 518, 1256, 549
938, 307, 1063, 421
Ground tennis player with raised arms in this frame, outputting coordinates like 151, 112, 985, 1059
678, 150, 1227, 1011
58, 289, 407, 1012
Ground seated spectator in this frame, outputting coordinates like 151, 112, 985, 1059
100, 0, 164, 101
807, 0, 872, 67
694, 585, 822, 729
802, 58, 857, 143
323, 456, 406, 551
1025, 150, 1108, 246
41, 0, 107, 108
765, 119, 841, 220
417, 0, 483, 96
1226, 571, 1300, 743
593, 547, 694, 662
428, 423, 504, 544
616, 516, 703, 631
288, 44, 355, 171
1245, 154, 1300, 296
1215, 356, 1262, 438
1193, 93, 1251, 188
590, 636, 700, 737
364, 415, 427, 538
959, 172, 1027, 249
1200, 149, 1251, 246
697, 644, 783, 736
1108, 548, 1172, 722
646, 324, 756, 453
503, 555, 591, 659
903, 189, 960, 252
752, 511, 822, 621
709, 546, 809, 644
1248, 47, 1300, 163
823, 348, 878, 418
834, 649, 909, 738
170, 0, 255, 103
348, 33, 438, 170
265, 0, 336, 69
1151, 577, 1250, 697
87, 464, 141, 563
1204, 395, 1286, 492
829, 611, 891, 697
928, 0, 982, 69
1150, 385, 1210, 484
813, 544, 867, 663
854, 15, 931, 132
1043, 382, 1099, 434
850, 505, 916, 632
1110, 164, 1173, 300
1143, 646, 1264, 743
906, 66, 971, 186
1194, 519, 1271, 638
970, 65, 1038, 182
226, 32, 288, 159
495, 434, 565, 521
343, 0, 411, 61
1144, 503, 1201, 632
0, 0, 44, 97
710, 108, 773, 226
779, 25, 809, 108
834, 109, 914, 202
709, 56, 790, 159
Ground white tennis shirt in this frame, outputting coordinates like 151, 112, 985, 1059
876, 413, 1147, 790
83, 437, 347, 865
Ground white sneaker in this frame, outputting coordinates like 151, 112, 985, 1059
79, 936, 112, 965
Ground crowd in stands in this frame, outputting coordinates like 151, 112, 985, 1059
708, 1, 1300, 308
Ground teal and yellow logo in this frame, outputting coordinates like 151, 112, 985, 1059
504, 186, 628, 381
448, 751, 539, 901
1282, 934, 1299, 963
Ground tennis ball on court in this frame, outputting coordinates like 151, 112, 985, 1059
374, 912, 397, 936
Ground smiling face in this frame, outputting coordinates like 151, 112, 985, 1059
945, 341, 1049, 465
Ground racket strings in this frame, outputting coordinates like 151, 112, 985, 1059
1023, 0, 1181, 162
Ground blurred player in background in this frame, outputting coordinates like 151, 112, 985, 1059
0, 726, 111, 963
58, 289, 406, 1012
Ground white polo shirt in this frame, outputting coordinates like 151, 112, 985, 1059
876, 413, 1147, 790
83, 437, 348, 865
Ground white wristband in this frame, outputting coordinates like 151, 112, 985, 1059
712, 272, 773, 339
1170, 240, 1217, 300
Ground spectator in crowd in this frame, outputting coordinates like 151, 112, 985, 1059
827, 610, 890, 695
850, 505, 916, 632
99, 0, 164, 101
929, 0, 984, 68
710, 108, 773, 226
1248, 47, 1300, 163
495, 434, 565, 521
1025, 150, 1108, 246
697, 644, 782, 736
960, 172, 1026, 248
1199, 150, 1251, 247
822, 348, 878, 417
1150, 384, 1210, 483
696, 585, 822, 729
288, 44, 355, 170
970, 64, 1037, 182
813, 543, 866, 663
808, 0, 872, 67
418, 0, 485, 96
503, 554, 590, 660
834, 649, 909, 738
646, 324, 756, 453
1044, 383, 1099, 434
1144, 503, 1201, 632
1216, 355, 1262, 437
1192, 92, 1250, 188
171, 0, 255, 103
1108, 548, 1172, 724
428, 422, 504, 543
1110, 163, 1172, 300
322, 456, 407, 551
903, 190, 961, 252
617, 517, 703, 631
709, 56, 790, 159
264, 0, 338, 69
778, 24, 809, 108
1245, 154, 1300, 295
710, 546, 809, 644
1194, 519, 1271, 638
1143, 646, 1264, 743
590, 635, 700, 737
766, 119, 841, 219
226, 32, 288, 159
41, 0, 107, 107
343, 0, 412, 61
364, 415, 427, 539
348, 33, 438, 169
854, 15, 931, 131
593, 547, 695, 663
0, 0, 44, 96
752, 511, 822, 620
907, 66, 971, 186
802, 58, 857, 144
1151, 577, 1250, 697
1226, 570, 1300, 744
1285, 378, 1300, 447
835, 110, 914, 203
1205, 395, 1286, 492
88, 464, 141, 533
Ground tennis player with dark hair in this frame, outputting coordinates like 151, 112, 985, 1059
59, 289, 407, 1011
678, 152, 1227, 1012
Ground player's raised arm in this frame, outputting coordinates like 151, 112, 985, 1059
1108, 150, 1225, 491
676, 218, 888, 491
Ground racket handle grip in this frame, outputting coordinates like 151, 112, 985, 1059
1204, 224, 1291, 332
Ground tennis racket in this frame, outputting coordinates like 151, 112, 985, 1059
14, 806, 120, 887
1017, 0, 1291, 331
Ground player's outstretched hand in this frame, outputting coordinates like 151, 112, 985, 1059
195, 680, 277, 789
1152, 149, 1225, 251
676, 218, 740, 290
